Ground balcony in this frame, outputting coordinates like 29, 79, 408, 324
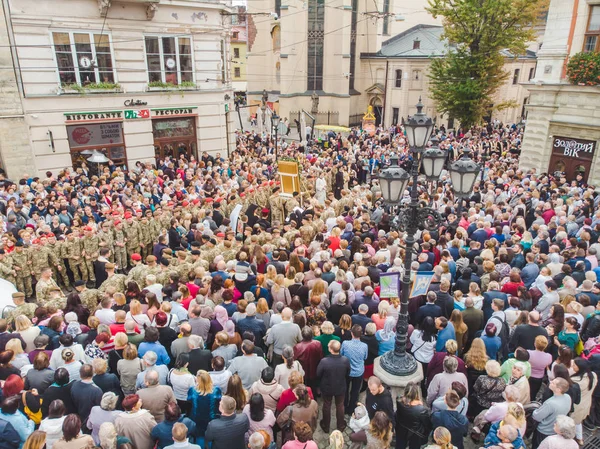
98, 0, 161, 20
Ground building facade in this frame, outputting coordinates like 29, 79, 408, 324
0, 0, 235, 178
520, 0, 600, 185
359, 25, 537, 129
231, 6, 248, 95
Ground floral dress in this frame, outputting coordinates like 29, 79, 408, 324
304, 306, 327, 327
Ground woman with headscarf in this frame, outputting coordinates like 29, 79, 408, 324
207, 306, 229, 349
375, 316, 397, 356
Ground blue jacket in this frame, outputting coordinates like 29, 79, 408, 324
187, 387, 222, 437
431, 410, 468, 449
138, 342, 171, 366
0, 418, 20, 449
236, 316, 267, 348
151, 416, 197, 449
484, 421, 525, 449
0, 412, 34, 449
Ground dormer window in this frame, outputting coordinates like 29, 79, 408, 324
413, 38, 420, 50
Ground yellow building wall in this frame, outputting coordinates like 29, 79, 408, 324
231, 43, 247, 81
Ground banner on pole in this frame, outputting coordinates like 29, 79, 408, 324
379, 272, 400, 298
409, 271, 435, 298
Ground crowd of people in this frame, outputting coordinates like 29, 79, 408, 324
0, 120, 598, 449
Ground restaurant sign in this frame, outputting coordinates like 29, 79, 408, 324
64, 111, 123, 122
552, 136, 596, 159
124, 109, 150, 120
151, 107, 198, 117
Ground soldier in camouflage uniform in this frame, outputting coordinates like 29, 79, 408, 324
299, 216, 316, 246
0, 249, 17, 287
269, 187, 286, 224
82, 226, 100, 284
45, 286, 67, 311
30, 239, 61, 284
6, 292, 37, 329
126, 254, 147, 288
74, 280, 100, 312
201, 238, 219, 267
46, 234, 71, 290
35, 267, 60, 305
139, 216, 153, 260
189, 250, 209, 272
145, 256, 162, 278
99, 263, 127, 294
65, 230, 88, 283
113, 220, 128, 272
221, 240, 237, 262
98, 222, 115, 263
156, 259, 173, 286
12, 242, 33, 298
285, 192, 301, 218
125, 213, 141, 268
175, 251, 193, 281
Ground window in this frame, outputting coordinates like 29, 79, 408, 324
392, 107, 399, 125
395, 69, 402, 88
585, 6, 600, 52
413, 39, 420, 50
271, 26, 281, 52
234, 67, 241, 78
67, 122, 126, 168
221, 40, 226, 83
52, 32, 115, 85
145, 36, 193, 85
512, 69, 520, 85
528, 67, 535, 81
232, 31, 239, 40
234, 47, 240, 59
307, 0, 325, 91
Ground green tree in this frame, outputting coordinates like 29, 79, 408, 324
426, 0, 547, 128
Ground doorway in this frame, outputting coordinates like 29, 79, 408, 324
548, 154, 592, 182
152, 117, 198, 163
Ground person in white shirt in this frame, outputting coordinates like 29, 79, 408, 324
95, 297, 117, 325
145, 274, 164, 303
49, 334, 86, 370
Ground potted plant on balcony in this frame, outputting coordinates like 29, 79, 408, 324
566, 52, 600, 86
60, 82, 122, 94
147, 81, 197, 91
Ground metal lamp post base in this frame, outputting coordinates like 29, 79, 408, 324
379, 349, 418, 376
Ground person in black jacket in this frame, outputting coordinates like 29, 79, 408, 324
187, 335, 212, 376
366, 376, 395, 423
205, 395, 249, 449
70, 364, 103, 427
42, 368, 76, 417
316, 340, 350, 433
395, 381, 432, 449
168, 218, 181, 250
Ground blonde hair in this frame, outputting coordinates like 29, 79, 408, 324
377, 301, 389, 318
256, 298, 269, 314
93, 358, 108, 375
311, 279, 327, 297
433, 427, 453, 449
196, 370, 214, 395
129, 300, 142, 316
113, 293, 126, 306
464, 338, 489, 371
6, 338, 23, 356
15, 315, 33, 332
321, 321, 335, 335
114, 332, 129, 348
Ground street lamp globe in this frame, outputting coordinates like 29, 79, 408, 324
402, 97, 435, 150
378, 156, 411, 204
449, 148, 481, 197
272, 112, 281, 129
421, 135, 446, 180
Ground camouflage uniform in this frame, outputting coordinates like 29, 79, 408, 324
12, 248, 33, 297
36, 277, 60, 304
98, 229, 115, 263
47, 241, 71, 289
31, 244, 60, 281
285, 197, 300, 217
114, 227, 127, 271
45, 293, 67, 311
6, 302, 37, 328
125, 221, 141, 266
300, 223, 315, 246
82, 234, 100, 283
99, 273, 127, 294
127, 263, 148, 289
80, 288, 100, 312
0, 254, 16, 286
139, 219, 153, 259
156, 268, 172, 286
65, 237, 87, 283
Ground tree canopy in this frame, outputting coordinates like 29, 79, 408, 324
426, 0, 548, 128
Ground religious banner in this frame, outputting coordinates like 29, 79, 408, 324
409, 271, 435, 298
362, 106, 376, 136
230, 204, 243, 235
278, 160, 300, 196
380, 272, 400, 298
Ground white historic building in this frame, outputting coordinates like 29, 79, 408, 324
0, 0, 235, 178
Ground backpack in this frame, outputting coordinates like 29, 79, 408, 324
22, 392, 42, 425
490, 312, 509, 360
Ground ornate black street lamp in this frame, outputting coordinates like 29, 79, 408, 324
272, 112, 281, 161
378, 99, 456, 377
449, 148, 481, 215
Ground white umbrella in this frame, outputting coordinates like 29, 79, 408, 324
87, 150, 110, 163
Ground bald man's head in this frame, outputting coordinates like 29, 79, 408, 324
145, 369, 159, 386
180, 323, 192, 336
281, 307, 292, 321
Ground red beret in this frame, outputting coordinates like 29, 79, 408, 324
131, 253, 142, 261
167, 201, 175, 207
240, 193, 246, 198
124, 213, 132, 219
47, 233, 55, 238
182, 201, 189, 207
205, 198, 214, 203
216, 232, 225, 237
84, 226, 93, 231
262, 208, 270, 214
135, 209, 142, 213
192, 199, 200, 205
215, 198, 223, 203
32, 239, 41, 245
25, 224, 35, 230
114, 220, 121, 226
112, 211, 120, 217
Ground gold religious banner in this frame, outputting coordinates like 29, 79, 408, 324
363, 105, 376, 136
278, 160, 300, 196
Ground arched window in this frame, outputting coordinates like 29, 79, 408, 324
395, 69, 402, 88
276, 61, 281, 84
271, 26, 281, 52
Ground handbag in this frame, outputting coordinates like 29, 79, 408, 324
280, 406, 294, 443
